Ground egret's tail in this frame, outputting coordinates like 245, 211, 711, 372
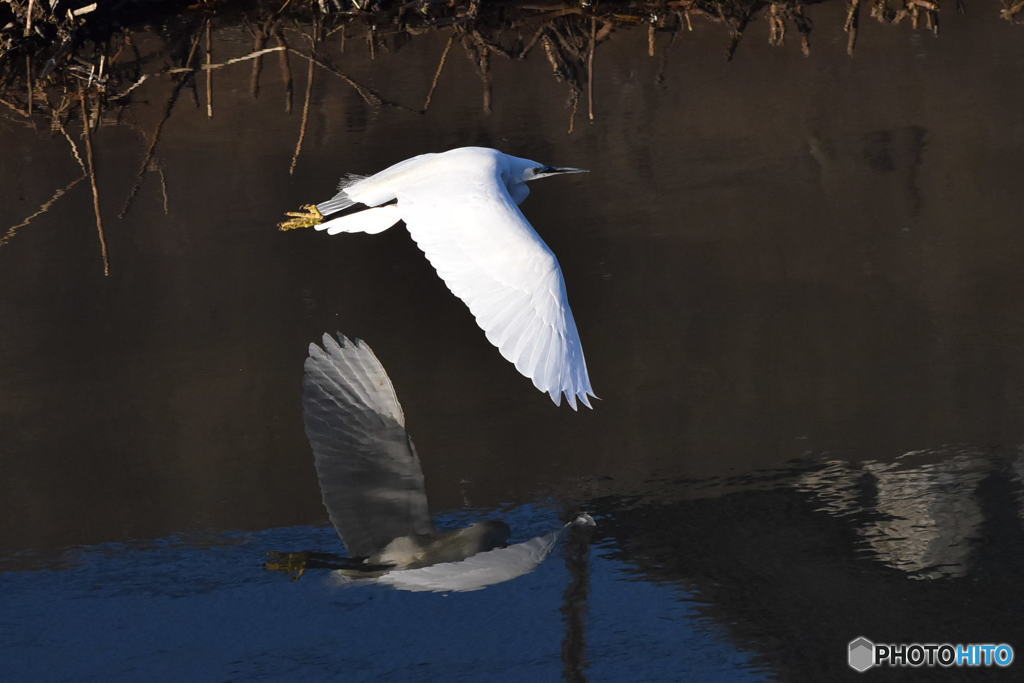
315, 205, 403, 235
316, 174, 368, 216
316, 193, 356, 216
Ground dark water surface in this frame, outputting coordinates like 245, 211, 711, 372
3, 6, 1024, 680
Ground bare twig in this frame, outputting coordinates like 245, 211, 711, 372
247, 18, 277, 99
0, 175, 85, 248
461, 34, 492, 115
108, 74, 150, 101
157, 165, 169, 215
276, 31, 294, 113
179, 29, 208, 75
845, 0, 862, 56
290, 28, 319, 175
768, 3, 786, 45
118, 95, 175, 218
288, 87, 313, 173
57, 121, 86, 173
26, 56, 33, 117
25, 0, 35, 37
165, 46, 288, 74
479, 47, 492, 114
471, 30, 515, 59
285, 48, 384, 107
587, 16, 596, 121
1002, 0, 1024, 20
0, 96, 29, 118
90, 87, 104, 133
79, 89, 110, 277
183, 27, 204, 109
567, 90, 579, 134
519, 25, 547, 58
120, 31, 203, 218
423, 32, 455, 112
205, 19, 214, 117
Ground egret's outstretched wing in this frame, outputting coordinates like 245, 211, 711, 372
397, 171, 595, 409
319, 153, 438, 214
303, 333, 433, 557
373, 531, 561, 592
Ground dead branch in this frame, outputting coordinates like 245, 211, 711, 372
205, 19, 214, 117
285, 48, 384, 107
587, 16, 595, 121
165, 46, 288, 74
423, 32, 456, 112
0, 175, 85, 248
290, 25, 320, 175
79, 89, 110, 277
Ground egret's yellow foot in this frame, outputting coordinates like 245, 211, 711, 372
265, 551, 310, 581
278, 205, 324, 231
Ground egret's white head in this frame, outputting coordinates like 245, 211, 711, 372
498, 151, 587, 184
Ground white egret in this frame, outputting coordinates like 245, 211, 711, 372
282, 147, 596, 410
266, 332, 594, 592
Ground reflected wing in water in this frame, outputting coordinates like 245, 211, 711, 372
372, 531, 561, 593
303, 333, 433, 558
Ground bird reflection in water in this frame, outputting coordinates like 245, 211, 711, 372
266, 332, 594, 591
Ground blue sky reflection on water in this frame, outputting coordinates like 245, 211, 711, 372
0, 504, 765, 682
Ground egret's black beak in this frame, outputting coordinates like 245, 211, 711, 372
535, 166, 589, 179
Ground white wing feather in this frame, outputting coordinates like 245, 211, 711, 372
316, 205, 403, 235
303, 333, 433, 557
397, 170, 594, 409
366, 531, 560, 593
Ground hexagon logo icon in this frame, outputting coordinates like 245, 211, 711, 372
848, 637, 875, 672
